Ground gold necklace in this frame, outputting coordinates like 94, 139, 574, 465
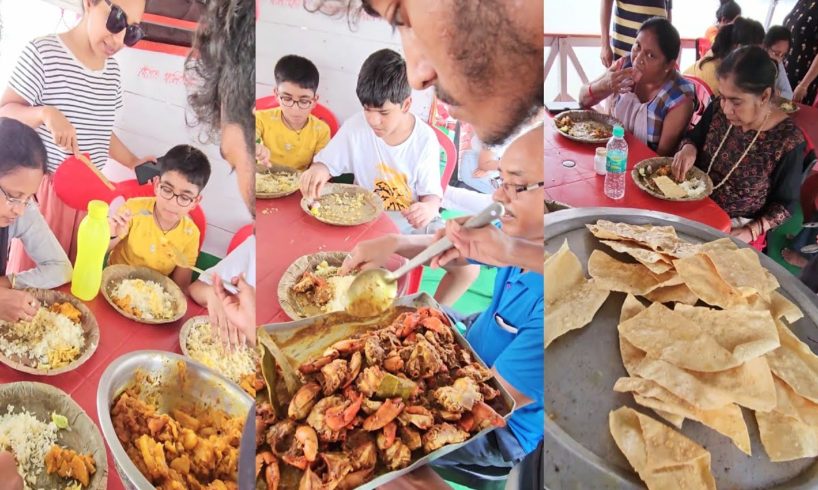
705, 109, 771, 191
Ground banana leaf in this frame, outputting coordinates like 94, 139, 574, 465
375, 372, 417, 399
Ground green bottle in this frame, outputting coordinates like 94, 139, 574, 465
71, 200, 111, 301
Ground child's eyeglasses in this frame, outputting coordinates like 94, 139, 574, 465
279, 96, 315, 109
490, 177, 545, 200
0, 185, 37, 210
158, 184, 196, 207
103, 0, 146, 47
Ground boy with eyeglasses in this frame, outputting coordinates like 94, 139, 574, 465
107, 145, 210, 289
255, 55, 331, 170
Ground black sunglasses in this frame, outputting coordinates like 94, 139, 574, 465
103, 0, 146, 47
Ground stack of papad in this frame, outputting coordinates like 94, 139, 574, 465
552, 220, 818, 488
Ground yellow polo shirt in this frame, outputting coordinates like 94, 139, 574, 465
255, 108, 331, 171
109, 197, 200, 276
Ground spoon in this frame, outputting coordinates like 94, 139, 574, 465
344, 202, 505, 317
165, 241, 240, 294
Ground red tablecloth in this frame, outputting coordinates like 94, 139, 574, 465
546, 116, 732, 232
0, 284, 206, 490
256, 193, 399, 324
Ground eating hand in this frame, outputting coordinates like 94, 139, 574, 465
0, 289, 39, 323
671, 144, 697, 182
42, 106, 79, 156
211, 273, 256, 348
299, 162, 331, 202
606, 67, 637, 94
341, 235, 399, 275
256, 142, 271, 167
402, 201, 437, 229
0, 451, 22, 490
108, 209, 132, 239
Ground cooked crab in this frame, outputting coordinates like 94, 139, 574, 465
422, 423, 470, 453
307, 396, 347, 443
320, 359, 350, 395
433, 377, 483, 413
397, 405, 434, 430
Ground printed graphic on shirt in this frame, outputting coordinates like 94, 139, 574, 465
374, 163, 412, 211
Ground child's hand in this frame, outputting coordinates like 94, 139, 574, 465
299, 163, 331, 201
108, 209, 132, 239
42, 106, 79, 156
255, 142, 271, 167
402, 201, 437, 229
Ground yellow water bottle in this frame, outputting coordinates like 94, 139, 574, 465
71, 200, 111, 301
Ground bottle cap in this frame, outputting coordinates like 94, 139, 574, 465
87, 200, 109, 219
612, 125, 625, 138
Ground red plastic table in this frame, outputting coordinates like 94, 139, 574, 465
0, 284, 206, 490
546, 115, 732, 232
256, 193, 399, 324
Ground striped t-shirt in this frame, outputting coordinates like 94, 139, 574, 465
611, 0, 671, 59
8, 35, 123, 173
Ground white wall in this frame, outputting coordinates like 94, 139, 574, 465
0, 0, 251, 258
544, 0, 798, 102
257, 0, 435, 124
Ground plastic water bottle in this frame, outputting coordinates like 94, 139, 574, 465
604, 125, 628, 199
71, 200, 111, 301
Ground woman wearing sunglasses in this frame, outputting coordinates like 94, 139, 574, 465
0, 0, 151, 275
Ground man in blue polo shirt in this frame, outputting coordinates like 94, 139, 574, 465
343, 126, 544, 474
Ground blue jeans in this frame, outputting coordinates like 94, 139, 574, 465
434, 306, 528, 470
458, 150, 498, 194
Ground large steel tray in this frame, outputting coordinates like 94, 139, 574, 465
260, 292, 516, 490
544, 207, 818, 489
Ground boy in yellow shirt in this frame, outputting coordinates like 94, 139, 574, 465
108, 145, 210, 290
256, 55, 331, 170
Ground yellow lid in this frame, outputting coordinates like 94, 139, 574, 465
87, 200, 108, 219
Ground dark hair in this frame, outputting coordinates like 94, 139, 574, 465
717, 45, 777, 95
732, 17, 765, 46
356, 49, 411, 108
159, 145, 211, 190
716, 1, 741, 23
0, 117, 46, 177
304, 0, 377, 24
764, 25, 792, 49
185, 0, 254, 154
637, 17, 681, 62
274, 55, 320, 92
702, 17, 764, 65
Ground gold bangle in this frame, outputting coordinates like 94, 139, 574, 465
9, 273, 15, 289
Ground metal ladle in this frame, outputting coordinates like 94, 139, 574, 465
344, 202, 505, 317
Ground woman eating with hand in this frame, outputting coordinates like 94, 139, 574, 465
671, 46, 806, 249
580, 17, 694, 157
0, 118, 72, 323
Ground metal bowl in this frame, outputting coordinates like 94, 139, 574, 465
96, 350, 254, 490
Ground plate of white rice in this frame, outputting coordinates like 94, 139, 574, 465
179, 316, 258, 395
0, 289, 98, 375
0, 382, 107, 490
101, 265, 186, 324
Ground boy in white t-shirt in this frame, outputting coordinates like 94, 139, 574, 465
300, 49, 478, 306
301, 49, 444, 234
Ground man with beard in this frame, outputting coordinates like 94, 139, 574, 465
185, 0, 256, 346
307, 0, 545, 274
306, 1, 544, 488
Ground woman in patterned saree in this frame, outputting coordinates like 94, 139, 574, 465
671, 46, 806, 250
